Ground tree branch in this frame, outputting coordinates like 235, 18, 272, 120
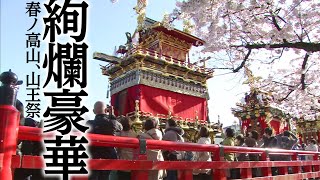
213, 67, 234, 70
301, 53, 309, 90
272, 81, 295, 88
279, 89, 295, 102
232, 49, 252, 73
272, 14, 282, 31
277, 52, 310, 101
265, 48, 284, 64
232, 42, 320, 52
169, 11, 181, 24
271, 13, 289, 43
272, 79, 300, 102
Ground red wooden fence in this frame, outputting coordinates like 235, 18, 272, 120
6, 126, 319, 180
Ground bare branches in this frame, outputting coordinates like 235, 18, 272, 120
266, 48, 284, 64
272, 81, 295, 88
233, 49, 252, 73
271, 14, 282, 31
279, 89, 295, 102
169, 11, 181, 24
212, 67, 234, 70
301, 53, 309, 90
274, 53, 310, 101
232, 42, 320, 52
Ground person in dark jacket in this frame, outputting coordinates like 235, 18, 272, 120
276, 130, 298, 150
163, 119, 184, 143
87, 101, 123, 180
234, 134, 249, 179
262, 127, 277, 148
20, 118, 43, 155
14, 100, 55, 180
274, 131, 298, 174
162, 118, 184, 180
245, 130, 260, 177
262, 127, 278, 176
14, 117, 57, 180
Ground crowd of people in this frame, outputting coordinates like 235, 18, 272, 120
221, 126, 320, 179
14, 100, 320, 180
85, 101, 215, 180
87, 101, 320, 180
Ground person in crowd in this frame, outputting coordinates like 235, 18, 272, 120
14, 100, 56, 180
305, 139, 318, 160
276, 130, 298, 174
300, 143, 306, 161
87, 101, 123, 180
305, 139, 318, 173
245, 130, 259, 148
261, 127, 278, 176
15, 100, 26, 158
19, 118, 43, 155
15, 99, 25, 126
299, 143, 307, 172
261, 127, 277, 148
162, 118, 185, 180
13, 99, 27, 180
139, 118, 165, 180
163, 119, 185, 143
234, 134, 249, 179
221, 127, 236, 179
276, 130, 298, 150
235, 134, 248, 160
14, 118, 44, 180
292, 143, 301, 150
244, 130, 261, 177
116, 116, 138, 180
250, 130, 259, 146
193, 126, 212, 180
222, 128, 235, 161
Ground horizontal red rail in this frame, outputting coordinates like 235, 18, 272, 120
252, 172, 320, 180
11, 155, 320, 170
18, 126, 320, 156
14, 126, 320, 180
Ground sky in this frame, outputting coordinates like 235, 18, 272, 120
0, 0, 250, 127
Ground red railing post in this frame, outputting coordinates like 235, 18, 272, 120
178, 168, 193, 180
313, 152, 319, 172
304, 154, 312, 173
291, 152, 300, 174
212, 145, 226, 180
240, 164, 252, 178
0, 105, 20, 180
278, 154, 288, 175
0, 70, 22, 180
278, 165, 287, 175
261, 150, 271, 177
131, 138, 148, 180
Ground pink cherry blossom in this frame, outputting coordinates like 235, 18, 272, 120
171, 0, 320, 119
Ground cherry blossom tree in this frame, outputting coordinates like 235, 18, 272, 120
167, 0, 320, 119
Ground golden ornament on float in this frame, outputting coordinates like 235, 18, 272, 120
266, 112, 272, 117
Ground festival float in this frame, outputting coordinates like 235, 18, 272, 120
92, 17, 222, 143
296, 114, 320, 144
232, 66, 291, 137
